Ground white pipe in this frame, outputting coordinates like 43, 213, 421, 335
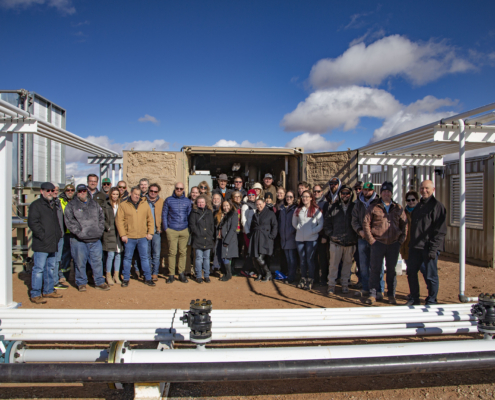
16, 349, 108, 363
459, 118, 466, 299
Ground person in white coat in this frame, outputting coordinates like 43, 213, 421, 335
292, 190, 323, 290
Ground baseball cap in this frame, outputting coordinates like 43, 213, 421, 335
218, 173, 228, 181
264, 173, 273, 179
102, 177, 111, 184
363, 182, 374, 190
76, 184, 88, 192
40, 182, 55, 191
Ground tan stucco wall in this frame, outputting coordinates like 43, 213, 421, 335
305, 150, 358, 191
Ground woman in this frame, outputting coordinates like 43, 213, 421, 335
102, 187, 123, 285
198, 181, 212, 205
189, 186, 200, 205
214, 200, 239, 281
401, 190, 420, 288
292, 190, 323, 290
249, 198, 278, 282
278, 190, 298, 283
275, 187, 286, 212
230, 191, 244, 273
189, 195, 215, 283
241, 189, 257, 253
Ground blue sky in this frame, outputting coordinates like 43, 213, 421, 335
2, 0, 495, 181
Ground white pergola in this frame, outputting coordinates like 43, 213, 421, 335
0, 98, 120, 308
358, 101, 495, 302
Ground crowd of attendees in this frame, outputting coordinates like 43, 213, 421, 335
27, 172, 446, 308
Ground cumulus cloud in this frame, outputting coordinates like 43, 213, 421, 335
0, 0, 76, 14
309, 35, 476, 89
138, 114, 160, 126
285, 133, 344, 153
281, 86, 401, 133
212, 139, 267, 147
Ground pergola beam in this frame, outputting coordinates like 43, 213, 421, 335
358, 154, 444, 166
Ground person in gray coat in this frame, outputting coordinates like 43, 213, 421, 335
214, 200, 239, 282
278, 190, 298, 283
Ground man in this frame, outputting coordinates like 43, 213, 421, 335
262, 173, 277, 200
406, 180, 447, 306
64, 184, 110, 292
162, 182, 192, 283
52, 182, 69, 290
116, 186, 156, 287
297, 181, 310, 199
313, 184, 329, 286
27, 182, 64, 304
147, 183, 165, 281
101, 177, 112, 197
353, 181, 363, 198
117, 180, 129, 202
324, 185, 358, 295
233, 176, 247, 197
351, 182, 385, 296
139, 178, 149, 197
212, 174, 233, 200
326, 177, 342, 204
58, 184, 75, 283
87, 174, 106, 207
362, 182, 407, 305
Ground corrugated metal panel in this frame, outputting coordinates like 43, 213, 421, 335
33, 97, 48, 121
450, 173, 484, 230
50, 141, 62, 183
32, 135, 47, 182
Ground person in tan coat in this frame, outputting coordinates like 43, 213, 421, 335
146, 183, 165, 281
115, 186, 155, 287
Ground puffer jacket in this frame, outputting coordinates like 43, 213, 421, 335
162, 192, 192, 231
324, 199, 357, 247
363, 200, 407, 245
292, 207, 323, 242
64, 197, 105, 243
241, 201, 256, 235
351, 191, 378, 235
216, 210, 239, 259
28, 196, 62, 253
278, 204, 297, 250
115, 197, 154, 239
189, 207, 215, 250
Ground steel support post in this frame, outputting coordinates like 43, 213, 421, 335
458, 119, 467, 301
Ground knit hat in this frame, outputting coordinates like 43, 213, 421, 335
252, 182, 263, 190
381, 181, 393, 194
363, 182, 374, 190
247, 189, 257, 196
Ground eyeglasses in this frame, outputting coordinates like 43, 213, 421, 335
175, 187, 184, 191
341, 192, 351, 196
200, 186, 207, 189
313, 190, 322, 193
406, 198, 417, 202
149, 190, 158, 193
301, 195, 311, 199
78, 189, 87, 193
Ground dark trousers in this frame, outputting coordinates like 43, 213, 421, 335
407, 248, 439, 304
369, 241, 400, 297
314, 238, 329, 284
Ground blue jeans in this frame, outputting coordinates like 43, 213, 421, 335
123, 238, 152, 281
54, 237, 64, 284
59, 233, 73, 280
31, 251, 56, 298
70, 238, 105, 287
296, 240, 318, 280
148, 232, 161, 276
105, 251, 121, 274
284, 248, 298, 283
195, 249, 211, 278
357, 238, 384, 292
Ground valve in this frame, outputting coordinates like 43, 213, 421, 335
180, 299, 212, 344
471, 293, 495, 338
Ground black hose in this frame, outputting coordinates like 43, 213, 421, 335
1, 352, 495, 383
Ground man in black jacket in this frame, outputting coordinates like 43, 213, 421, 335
212, 173, 233, 201
406, 180, 447, 305
324, 185, 357, 295
27, 182, 64, 304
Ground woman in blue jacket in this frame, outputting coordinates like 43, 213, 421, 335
278, 190, 298, 283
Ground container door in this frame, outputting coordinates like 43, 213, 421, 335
302, 150, 358, 190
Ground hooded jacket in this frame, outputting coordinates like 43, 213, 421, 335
325, 177, 342, 204
324, 185, 357, 247
292, 206, 323, 242
189, 206, 215, 250
362, 199, 407, 246
216, 210, 239, 259
28, 195, 62, 253
278, 204, 297, 250
351, 191, 378, 235
162, 192, 192, 231
116, 197, 154, 239
249, 206, 278, 257
64, 197, 105, 243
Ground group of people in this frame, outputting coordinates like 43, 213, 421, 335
27, 171, 446, 308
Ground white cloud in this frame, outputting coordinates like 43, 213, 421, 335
309, 35, 475, 89
349, 28, 386, 47
0, 0, 75, 14
212, 139, 267, 147
138, 114, 160, 126
281, 85, 402, 133
285, 133, 344, 153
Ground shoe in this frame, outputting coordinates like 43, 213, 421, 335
365, 296, 376, 305
303, 278, 313, 291
341, 286, 349, 294
144, 280, 156, 287
30, 296, 47, 304
204, 277, 211, 283
376, 292, 384, 301
196, 278, 203, 284
106, 272, 114, 286
179, 273, 189, 283
121, 280, 129, 287
54, 282, 69, 290
388, 296, 397, 305
78, 285, 87, 292
113, 273, 122, 284
354, 290, 370, 298
327, 286, 335, 295
297, 277, 307, 289
43, 290, 63, 298
96, 283, 111, 291
405, 299, 421, 306
261, 266, 272, 282
167, 275, 175, 284
152, 274, 158, 282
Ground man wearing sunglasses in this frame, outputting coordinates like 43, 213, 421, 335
326, 177, 342, 204
27, 182, 64, 303
117, 181, 129, 203
146, 183, 165, 281
162, 182, 192, 283
57, 184, 76, 283
101, 177, 112, 197
233, 176, 247, 197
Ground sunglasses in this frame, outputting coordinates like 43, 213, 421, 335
406, 198, 417, 202
175, 187, 184, 191
102, 182, 111, 186
44, 189, 55, 193
149, 190, 158, 193
313, 190, 322, 193
341, 192, 351, 196
78, 189, 87, 193
65, 189, 74, 192
200, 186, 207, 189
329, 182, 338, 186
286, 195, 294, 198
248, 194, 256, 196
234, 181, 242, 184
118, 186, 126, 189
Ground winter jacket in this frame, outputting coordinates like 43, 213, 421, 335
28, 196, 62, 253
58, 192, 72, 233
162, 192, 192, 232
64, 197, 105, 243
408, 195, 447, 257
263, 185, 277, 200
292, 207, 323, 242
363, 200, 407, 246
216, 210, 239, 259
102, 201, 123, 252
120, 190, 130, 203
400, 208, 413, 260
278, 204, 297, 250
249, 206, 278, 257
89, 189, 107, 207
54, 198, 64, 237
212, 187, 233, 201
147, 196, 165, 233
316, 197, 329, 239
324, 199, 357, 247
351, 191, 378, 235
116, 197, 154, 239
241, 201, 256, 235
189, 207, 215, 250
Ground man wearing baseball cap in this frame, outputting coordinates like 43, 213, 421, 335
27, 182, 64, 304
101, 177, 112, 197
263, 173, 277, 200
212, 173, 233, 201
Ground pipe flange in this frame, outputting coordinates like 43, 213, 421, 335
181, 299, 213, 345
113, 341, 129, 364
471, 293, 495, 334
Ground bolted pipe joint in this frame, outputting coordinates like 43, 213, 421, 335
180, 299, 212, 344
471, 293, 495, 338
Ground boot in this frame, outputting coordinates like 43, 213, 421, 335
179, 273, 188, 283
252, 258, 262, 281
303, 278, 313, 291
297, 277, 307, 289
113, 272, 122, 284
106, 272, 114, 286
261, 265, 272, 282
220, 263, 232, 282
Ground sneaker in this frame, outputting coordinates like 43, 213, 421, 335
78, 285, 87, 292
365, 296, 376, 305
388, 296, 397, 305
204, 277, 211, 283
96, 283, 111, 291
144, 280, 156, 287
43, 290, 63, 298
196, 278, 203, 284
327, 286, 335, 295
341, 286, 349, 294
121, 280, 129, 288
152, 274, 158, 282
167, 275, 175, 284
54, 282, 69, 290
405, 299, 421, 306
30, 296, 47, 304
